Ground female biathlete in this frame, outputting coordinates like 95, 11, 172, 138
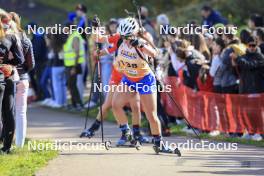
81, 22, 150, 144
81, 67, 149, 144
91, 17, 177, 153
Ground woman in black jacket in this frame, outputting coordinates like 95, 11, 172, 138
0, 13, 24, 153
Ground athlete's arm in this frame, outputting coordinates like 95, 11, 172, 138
140, 44, 158, 58
95, 33, 120, 57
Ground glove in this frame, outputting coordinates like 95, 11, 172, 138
130, 39, 144, 48
0, 64, 13, 78
92, 15, 100, 27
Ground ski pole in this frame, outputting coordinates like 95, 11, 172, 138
83, 64, 97, 129
94, 15, 105, 143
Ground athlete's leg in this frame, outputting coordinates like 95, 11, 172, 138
139, 82, 179, 153
140, 91, 161, 136
83, 86, 116, 137
129, 92, 141, 126
128, 93, 150, 143
95, 88, 115, 121
112, 84, 131, 125
112, 84, 136, 145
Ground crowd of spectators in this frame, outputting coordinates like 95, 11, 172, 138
1, 3, 263, 154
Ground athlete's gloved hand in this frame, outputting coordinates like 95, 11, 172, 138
92, 15, 100, 27
0, 64, 13, 78
130, 39, 144, 48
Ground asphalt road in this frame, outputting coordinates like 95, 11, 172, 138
27, 105, 264, 176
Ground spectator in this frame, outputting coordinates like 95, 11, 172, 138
75, 3, 89, 41
185, 33, 211, 60
156, 14, 170, 47
254, 27, 264, 54
28, 23, 47, 101
240, 29, 252, 45
75, 4, 90, 95
197, 64, 214, 92
156, 14, 170, 26
63, 23, 85, 111
165, 36, 184, 77
201, 5, 227, 28
209, 37, 225, 93
49, 34, 67, 108
248, 14, 263, 30
175, 41, 205, 90
10, 12, 35, 148
219, 28, 245, 94
39, 34, 54, 106
0, 12, 24, 153
232, 37, 264, 141
204, 32, 214, 54
232, 37, 264, 94
140, 6, 157, 44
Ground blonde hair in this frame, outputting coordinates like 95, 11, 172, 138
0, 8, 8, 39
0, 22, 5, 39
9, 12, 23, 32
6, 20, 22, 48
0, 10, 22, 47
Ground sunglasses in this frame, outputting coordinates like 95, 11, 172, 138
248, 44, 257, 48
121, 35, 133, 40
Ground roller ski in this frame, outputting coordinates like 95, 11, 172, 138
152, 137, 181, 157
153, 145, 181, 156
105, 125, 141, 150
116, 128, 141, 150
80, 119, 101, 138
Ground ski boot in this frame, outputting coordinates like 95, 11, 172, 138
133, 128, 150, 144
80, 120, 101, 138
134, 134, 150, 144
116, 129, 133, 146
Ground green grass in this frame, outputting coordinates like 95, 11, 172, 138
0, 140, 58, 176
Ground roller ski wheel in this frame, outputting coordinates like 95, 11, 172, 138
174, 148, 181, 157
130, 139, 141, 150
79, 130, 94, 138
153, 145, 160, 154
104, 141, 112, 150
